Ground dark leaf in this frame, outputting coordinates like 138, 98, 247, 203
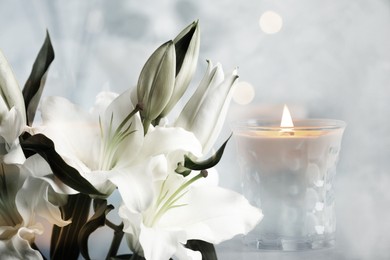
20, 133, 103, 196
51, 193, 91, 260
79, 199, 114, 260
186, 240, 218, 260
22, 30, 55, 126
184, 134, 231, 171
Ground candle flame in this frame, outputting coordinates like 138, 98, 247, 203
280, 104, 294, 128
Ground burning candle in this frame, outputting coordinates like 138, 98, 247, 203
233, 105, 346, 251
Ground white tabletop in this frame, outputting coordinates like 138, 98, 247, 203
216, 238, 351, 260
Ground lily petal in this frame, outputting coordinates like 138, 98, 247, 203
89, 90, 119, 116
175, 244, 202, 260
40, 96, 101, 170
22, 154, 77, 195
101, 89, 144, 169
139, 223, 187, 260
199, 70, 238, 154
175, 61, 223, 130
0, 106, 24, 145
16, 176, 70, 227
175, 61, 237, 155
119, 205, 143, 255
110, 155, 167, 213
0, 225, 43, 260
119, 205, 194, 260
81, 170, 116, 196
140, 127, 203, 161
159, 185, 263, 244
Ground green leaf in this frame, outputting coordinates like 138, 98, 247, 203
79, 199, 114, 260
22, 30, 55, 126
185, 240, 218, 260
184, 134, 231, 171
51, 193, 91, 260
20, 133, 103, 196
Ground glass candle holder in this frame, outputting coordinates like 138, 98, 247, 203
233, 119, 346, 251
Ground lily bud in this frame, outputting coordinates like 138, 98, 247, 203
137, 41, 176, 132
0, 50, 26, 125
160, 20, 200, 117
175, 60, 238, 155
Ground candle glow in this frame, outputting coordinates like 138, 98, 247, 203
280, 104, 294, 128
280, 104, 294, 135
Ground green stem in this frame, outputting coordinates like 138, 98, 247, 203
50, 193, 91, 260
106, 222, 124, 259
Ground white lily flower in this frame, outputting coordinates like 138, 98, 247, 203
0, 163, 35, 259
175, 60, 238, 155
39, 87, 204, 218
38, 89, 144, 196
115, 126, 261, 260
0, 162, 69, 259
119, 169, 262, 260
109, 125, 203, 214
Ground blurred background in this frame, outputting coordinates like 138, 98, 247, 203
0, 0, 389, 259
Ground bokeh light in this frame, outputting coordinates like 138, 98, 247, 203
259, 11, 283, 34
233, 81, 255, 105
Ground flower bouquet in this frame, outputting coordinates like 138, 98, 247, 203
0, 21, 262, 260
